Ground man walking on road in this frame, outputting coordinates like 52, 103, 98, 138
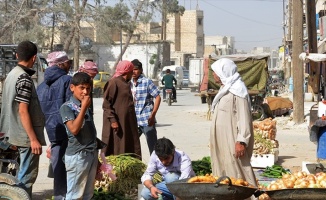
0, 41, 46, 197
37, 51, 72, 199
161, 69, 177, 102
131, 59, 161, 154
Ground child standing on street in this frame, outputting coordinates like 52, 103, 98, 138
60, 72, 98, 200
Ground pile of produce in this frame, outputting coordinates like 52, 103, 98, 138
253, 118, 279, 155
266, 171, 326, 190
191, 156, 212, 176
187, 174, 255, 187
260, 164, 290, 178
94, 154, 146, 199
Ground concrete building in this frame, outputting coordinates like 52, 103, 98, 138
166, 10, 205, 67
46, 8, 206, 74
204, 35, 235, 57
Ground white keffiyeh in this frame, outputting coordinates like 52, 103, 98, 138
211, 58, 250, 112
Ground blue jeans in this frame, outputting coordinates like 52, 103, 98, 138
51, 140, 68, 200
141, 172, 180, 200
139, 125, 157, 155
18, 147, 40, 198
65, 150, 98, 200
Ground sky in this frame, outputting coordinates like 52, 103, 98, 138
103, 0, 285, 52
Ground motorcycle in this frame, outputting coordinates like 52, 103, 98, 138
165, 89, 176, 106
0, 137, 30, 200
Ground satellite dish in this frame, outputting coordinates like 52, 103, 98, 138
80, 37, 93, 51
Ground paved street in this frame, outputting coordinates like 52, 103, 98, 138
32, 89, 317, 199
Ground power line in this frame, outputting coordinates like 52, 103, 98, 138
235, 37, 281, 43
200, 0, 282, 28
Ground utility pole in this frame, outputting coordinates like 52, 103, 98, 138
306, 0, 319, 94
73, 0, 80, 71
286, 0, 292, 80
292, 0, 304, 124
161, 0, 166, 41
283, 0, 286, 76
120, 0, 123, 61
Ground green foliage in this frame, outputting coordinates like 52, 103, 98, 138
149, 54, 157, 65
191, 156, 212, 176
165, 0, 185, 15
92, 189, 131, 200
97, 154, 146, 194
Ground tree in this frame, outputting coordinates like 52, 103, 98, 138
0, 0, 48, 44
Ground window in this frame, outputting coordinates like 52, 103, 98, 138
198, 18, 202, 25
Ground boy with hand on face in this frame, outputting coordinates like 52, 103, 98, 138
60, 72, 98, 200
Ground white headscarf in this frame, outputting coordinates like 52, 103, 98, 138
211, 58, 250, 112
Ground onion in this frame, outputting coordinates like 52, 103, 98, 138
299, 180, 309, 188
269, 183, 279, 190
284, 180, 295, 188
317, 175, 326, 182
319, 180, 326, 188
308, 179, 316, 185
288, 175, 297, 182
308, 183, 319, 188
295, 171, 304, 179
295, 179, 303, 186
316, 172, 326, 178
306, 174, 316, 181
282, 174, 291, 179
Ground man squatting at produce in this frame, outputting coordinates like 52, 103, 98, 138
140, 137, 195, 200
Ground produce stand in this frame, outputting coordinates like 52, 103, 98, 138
251, 118, 279, 168
300, 53, 326, 165
263, 188, 326, 200
166, 177, 259, 200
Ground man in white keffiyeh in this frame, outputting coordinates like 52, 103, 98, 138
209, 58, 257, 200
211, 58, 250, 112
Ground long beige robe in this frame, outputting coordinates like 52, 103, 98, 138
210, 92, 257, 199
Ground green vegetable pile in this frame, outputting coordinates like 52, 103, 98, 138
261, 164, 290, 178
92, 191, 129, 200
93, 154, 146, 200
191, 156, 212, 176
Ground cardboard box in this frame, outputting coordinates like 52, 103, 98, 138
251, 149, 279, 168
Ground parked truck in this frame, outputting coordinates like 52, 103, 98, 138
199, 54, 270, 120
188, 58, 204, 92
0, 44, 48, 111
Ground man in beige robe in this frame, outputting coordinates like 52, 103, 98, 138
210, 58, 257, 200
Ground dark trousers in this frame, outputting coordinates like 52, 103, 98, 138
163, 87, 176, 100
51, 139, 68, 200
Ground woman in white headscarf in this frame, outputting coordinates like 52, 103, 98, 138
210, 58, 257, 199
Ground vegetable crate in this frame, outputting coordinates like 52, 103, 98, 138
250, 149, 279, 168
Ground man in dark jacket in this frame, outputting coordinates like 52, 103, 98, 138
37, 51, 72, 200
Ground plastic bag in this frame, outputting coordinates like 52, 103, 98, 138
96, 153, 117, 181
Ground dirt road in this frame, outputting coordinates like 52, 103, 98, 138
32, 89, 316, 199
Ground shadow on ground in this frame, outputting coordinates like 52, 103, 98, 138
33, 189, 53, 200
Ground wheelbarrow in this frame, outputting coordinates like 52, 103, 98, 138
166, 176, 260, 200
